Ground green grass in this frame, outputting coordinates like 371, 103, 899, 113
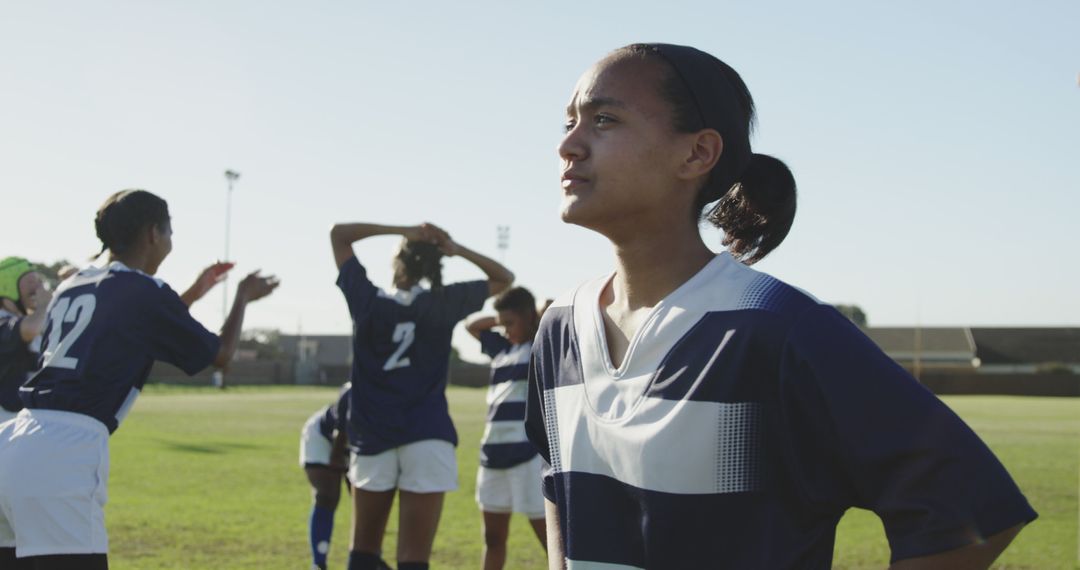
106, 388, 1079, 569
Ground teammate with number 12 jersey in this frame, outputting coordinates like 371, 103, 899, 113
330, 221, 513, 570
0, 190, 278, 570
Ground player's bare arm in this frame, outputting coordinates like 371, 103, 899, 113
214, 271, 279, 369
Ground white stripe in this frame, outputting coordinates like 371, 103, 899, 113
486, 379, 528, 406
481, 420, 529, 445
551, 384, 761, 495
114, 387, 141, 426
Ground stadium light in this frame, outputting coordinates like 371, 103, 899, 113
214, 170, 241, 390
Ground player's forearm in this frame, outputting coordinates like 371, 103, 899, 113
456, 244, 514, 296
18, 311, 48, 343
545, 500, 566, 570
465, 315, 498, 340
213, 290, 250, 369
330, 223, 408, 246
179, 286, 201, 307
888, 524, 1023, 570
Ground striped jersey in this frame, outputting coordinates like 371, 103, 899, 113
20, 263, 220, 433
317, 382, 352, 441
478, 331, 536, 469
525, 253, 1036, 568
337, 256, 487, 455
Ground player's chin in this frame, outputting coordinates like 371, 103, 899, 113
560, 193, 594, 226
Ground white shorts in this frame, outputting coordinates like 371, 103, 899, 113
299, 410, 333, 467
348, 439, 457, 493
0, 409, 110, 557
476, 455, 545, 519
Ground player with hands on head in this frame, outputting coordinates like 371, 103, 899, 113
525, 44, 1035, 569
465, 287, 549, 570
0, 189, 278, 570
330, 221, 513, 570
0, 257, 52, 424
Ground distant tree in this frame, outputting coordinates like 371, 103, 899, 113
31, 259, 77, 287
834, 304, 868, 327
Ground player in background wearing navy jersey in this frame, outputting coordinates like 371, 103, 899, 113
524, 44, 1035, 569
0, 258, 51, 424
465, 287, 549, 570
330, 222, 513, 570
0, 190, 278, 570
299, 383, 390, 570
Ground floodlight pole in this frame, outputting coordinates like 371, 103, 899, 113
214, 170, 240, 390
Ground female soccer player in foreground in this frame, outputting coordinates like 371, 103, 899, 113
330, 222, 513, 570
0, 189, 278, 569
524, 44, 1036, 569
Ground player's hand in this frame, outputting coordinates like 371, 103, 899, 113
236, 270, 280, 303
186, 262, 235, 304
402, 223, 441, 244
423, 224, 461, 256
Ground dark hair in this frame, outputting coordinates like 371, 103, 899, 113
493, 286, 536, 316
616, 44, 797, 265
94, 190, 170, 257
395, 240, 443, 290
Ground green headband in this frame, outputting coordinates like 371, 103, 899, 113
0, 257, 32, 303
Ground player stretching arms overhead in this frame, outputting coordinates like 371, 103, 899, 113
524, 44, 1036, 569
0, 189, 278, 570
330, 222, 513, 570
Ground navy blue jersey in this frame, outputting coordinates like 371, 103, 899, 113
478, 330, 536, 469
525, 253, 1037, 568
0, 311, 37, 413
20, 263, 221, 433
337, 256, 487, 455
317, 382, 352, 440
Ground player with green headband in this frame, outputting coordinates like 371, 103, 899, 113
0, 256, 52, 423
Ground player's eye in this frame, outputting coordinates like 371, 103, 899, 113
562, 118, 577, 133
594, 113, 616, 127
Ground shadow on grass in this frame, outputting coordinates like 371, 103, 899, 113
155, 439, 263, 454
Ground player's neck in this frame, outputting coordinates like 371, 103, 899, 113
108, 251, 154, 274
607, 225, 713, 312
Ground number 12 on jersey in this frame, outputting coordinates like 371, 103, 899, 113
383, 322, 416, 371
42, 293, 97, 370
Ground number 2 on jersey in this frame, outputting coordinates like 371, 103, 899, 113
42, 293, 97, 370
383, 322, 416, 371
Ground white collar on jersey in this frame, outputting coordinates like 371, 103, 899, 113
378, 284, 425, 306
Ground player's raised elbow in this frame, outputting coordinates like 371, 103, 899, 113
489, 272, 514, 297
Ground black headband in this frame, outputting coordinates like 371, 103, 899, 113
646, 44, 753, 186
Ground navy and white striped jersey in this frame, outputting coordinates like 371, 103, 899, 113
0, 310, 36, 413
317, 382, 352, 441
19, 263, 220, 433
478, 331, 536, 469
337, 256, 487, 455
525, 253, 1036, 568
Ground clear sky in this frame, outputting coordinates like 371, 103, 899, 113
2, 0, 1077, 362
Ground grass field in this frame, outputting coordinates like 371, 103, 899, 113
105, 386, 1078, 569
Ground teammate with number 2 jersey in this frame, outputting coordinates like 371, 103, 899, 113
330, 222, 513, 570
0, 190, 278, 570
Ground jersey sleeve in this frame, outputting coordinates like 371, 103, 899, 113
777, 304, 1037, 562
437, 280, 489, 327
479, 330, 511, 359
336, 256, 379, 320
142, 284, 222, 375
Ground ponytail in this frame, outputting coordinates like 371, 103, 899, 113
706, 153, 796, 265
396, 240, 444, 290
